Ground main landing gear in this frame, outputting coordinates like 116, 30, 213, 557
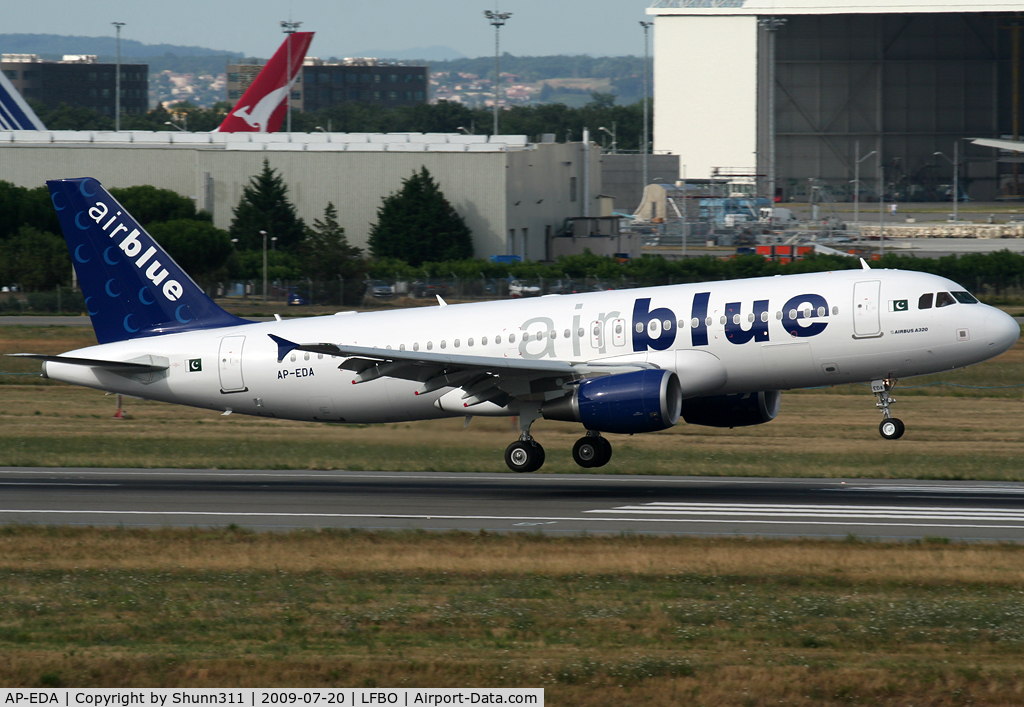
503, 411, 614, 472
872, 378, 905, 440
572, 432, 612, 469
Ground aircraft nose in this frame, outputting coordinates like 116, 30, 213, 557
984, 308, 1020, 355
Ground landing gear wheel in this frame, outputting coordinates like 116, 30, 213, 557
590, 437, 613, 468
573, 436, 612, 468
879, 417, 905, 440
505, 440, 544, 472
572, 437, 599, 468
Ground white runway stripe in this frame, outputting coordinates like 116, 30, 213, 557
586, 502, 1024, 523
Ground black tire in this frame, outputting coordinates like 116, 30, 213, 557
590, 436, 613, 468
505, 440, 544, 472
879, 418, 905, 440
572, 437, 600, 468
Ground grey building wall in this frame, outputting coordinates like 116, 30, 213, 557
0, 135, 599, 261
758, 12, 1005, 202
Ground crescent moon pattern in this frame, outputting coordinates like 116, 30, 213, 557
175, 305, 193, 324
51, 192, 66, 211
105, 279, 121, 298
74, 244, 91, 264
85, 297, 99, 316
139, 287, 155, 305
103, 247, 121, 265
74, 211, 91, 230
79, 179, 97, 197
123, 314, 139, 333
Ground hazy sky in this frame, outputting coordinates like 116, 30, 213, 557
10, 0, 657, 58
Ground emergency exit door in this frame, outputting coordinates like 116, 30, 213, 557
218, 335, 247, 393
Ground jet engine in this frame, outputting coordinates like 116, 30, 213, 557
680, 390, 781, 428
542, 369, 682, 434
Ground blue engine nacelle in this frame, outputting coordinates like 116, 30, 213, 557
680, 390, 781, 428
542, 369, 683, 434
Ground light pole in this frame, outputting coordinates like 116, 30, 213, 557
261, 230, 268, 304
112, 22, 125, 131
280, 20, 302, 134
879, 163, 885, 257
934, 141, 960, 223
164, 121, 185, 132
640, 21, 652, 193
484, 9, 512, 136
854, 140, 877, 224
758, 17, 786, 203
598, 125, 617, 154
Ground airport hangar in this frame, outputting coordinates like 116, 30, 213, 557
0, 130, 611, 261
649, 0, 1021, 202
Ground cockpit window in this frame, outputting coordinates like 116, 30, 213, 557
951, 291, 979, 304
918, 293, 933, 310
935, 292, 956, 308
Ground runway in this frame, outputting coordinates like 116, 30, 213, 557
2, 467, 1024, 541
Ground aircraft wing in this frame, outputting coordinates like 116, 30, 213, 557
970, 137, 1024, 153
269, 334, 650, 409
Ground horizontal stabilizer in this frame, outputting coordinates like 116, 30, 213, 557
7, 353, 169, 373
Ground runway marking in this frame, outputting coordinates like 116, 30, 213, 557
0, 482, 120, 487
0, 508, 1023, 531
587, 502, 1024, 523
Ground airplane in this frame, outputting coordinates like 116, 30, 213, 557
216, 32, 315, 133
10, 177, 1020, 472
0, 69, 47, 130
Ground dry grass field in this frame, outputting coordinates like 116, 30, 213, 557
3, 326, 1024, 703
2, 527, 1024, 705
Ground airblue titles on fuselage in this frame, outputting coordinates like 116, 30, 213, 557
631, 293, 831, 353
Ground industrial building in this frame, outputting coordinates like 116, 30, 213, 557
227, 58, 428, 112
0, 54, 148, 117
648, 0, 1021, 202
0, 130, 604, 261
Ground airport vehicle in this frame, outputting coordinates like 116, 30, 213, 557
216, 32, 314, 133
12, 178, 1020, 472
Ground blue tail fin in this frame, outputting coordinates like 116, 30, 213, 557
48, 177, 249, 344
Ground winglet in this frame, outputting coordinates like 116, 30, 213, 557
436, 294, 448, 307
268, 334, 298, 363
859, 258, 871, 270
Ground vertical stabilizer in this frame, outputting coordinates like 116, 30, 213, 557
216, 32, 314, 133
47, 178, 249, 344
0, 70, 46, 130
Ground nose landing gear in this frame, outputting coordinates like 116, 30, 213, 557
873, 378, 905, 440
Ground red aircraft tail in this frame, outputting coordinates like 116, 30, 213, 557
217, 32, 314, 133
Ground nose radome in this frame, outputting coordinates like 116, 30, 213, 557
984, 308, 1020, 355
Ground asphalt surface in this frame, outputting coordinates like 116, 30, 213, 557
1, 468, 1023, 541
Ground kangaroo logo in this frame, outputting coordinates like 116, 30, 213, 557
233, 71, 299, 132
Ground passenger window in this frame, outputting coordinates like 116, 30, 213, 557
951, 291, 979, 304
918, 293, 933, 309
935, 292, 956, 308
482, 336, 488, 346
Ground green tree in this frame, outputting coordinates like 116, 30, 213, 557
109, 185, 206, 226
301, 203, 367, 304
367, 167, 473, 267
0, 226, 70, 291
229, 159, 305, 252
147, 219, 233, 280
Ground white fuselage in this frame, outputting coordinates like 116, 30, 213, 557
43, 269, 1019, 425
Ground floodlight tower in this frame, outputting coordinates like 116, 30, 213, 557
280, 19, 302, 134
640, 21, 652, 192
112, 22, 125, 131
758, 16, 786, 203
484, 9, 512, 136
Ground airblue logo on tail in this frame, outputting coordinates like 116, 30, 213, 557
48, 177, 248, 344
